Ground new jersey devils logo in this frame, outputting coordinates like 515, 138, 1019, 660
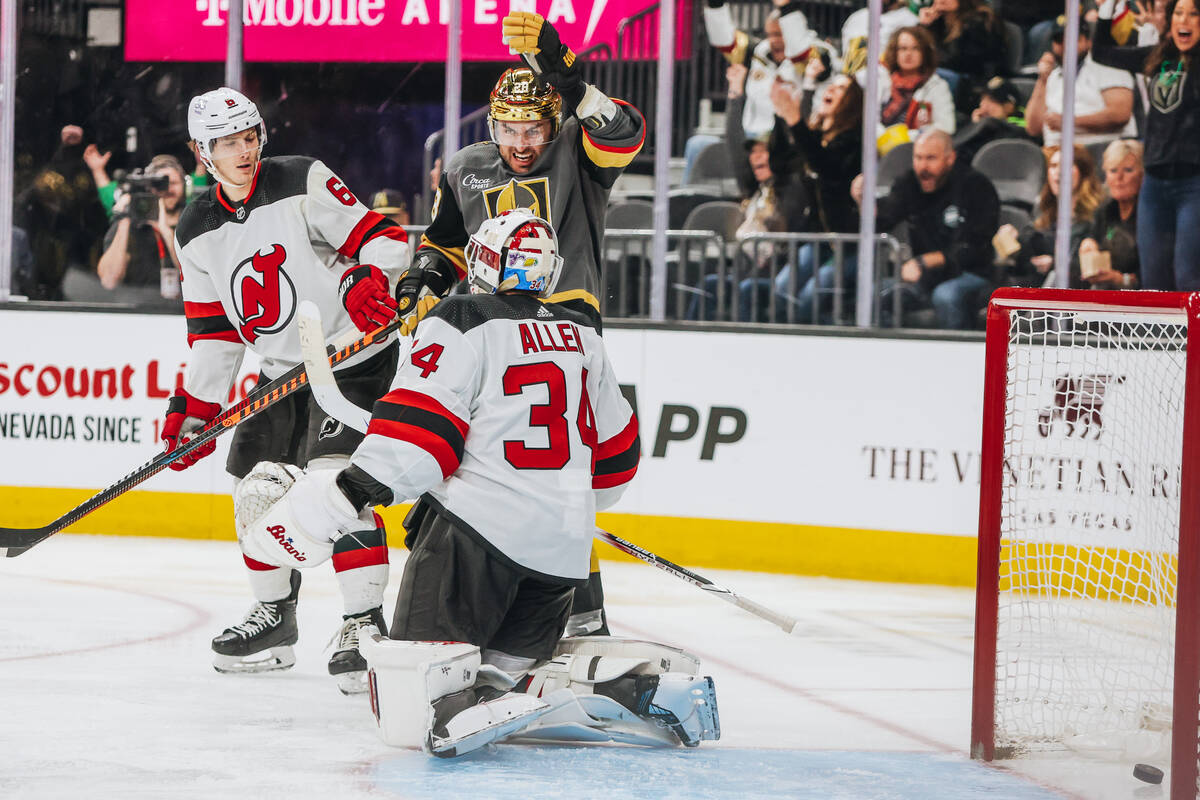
231, 244, 297, 343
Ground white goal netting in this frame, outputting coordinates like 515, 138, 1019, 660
995, 307, 1187, 760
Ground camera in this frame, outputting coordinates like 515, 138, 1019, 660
117, 168, 170, 223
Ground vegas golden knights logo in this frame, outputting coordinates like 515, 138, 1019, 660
482, 178, 552, 223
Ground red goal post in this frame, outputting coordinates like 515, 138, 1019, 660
971, 288, 1200, 799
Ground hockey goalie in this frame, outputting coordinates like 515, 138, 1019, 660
234, 209, 720, 756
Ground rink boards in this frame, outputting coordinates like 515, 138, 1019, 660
0, 307, 990, 585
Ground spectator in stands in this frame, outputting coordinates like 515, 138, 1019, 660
878, 26, 957, 140
96, 154, 186, 297
12, 124, 109, 300
738, 61, 863, 324
1026, 17, 1137, 147
690, 0, 819, 184
952, 77, 1034, 162
995, 145, 1103, 288
1092, 0, 1200, 290
370, 189, 411, 227
686, 129, 813, 321
917, 0, 1005, 109
852, 129, 1000, 329
1078, 138, 1144, 288
841, 0, 918, 66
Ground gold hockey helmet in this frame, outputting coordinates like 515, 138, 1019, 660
489, 67, 562, 142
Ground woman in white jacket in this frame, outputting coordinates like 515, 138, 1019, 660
877, 26, 957, 139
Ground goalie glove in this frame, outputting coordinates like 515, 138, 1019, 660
162, 390, 222, 471
238, 465, 373, 569
395, 249, 457, 330
502, 12, 586, 109
339, 264, 398, 332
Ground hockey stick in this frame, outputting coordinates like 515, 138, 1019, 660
593, 528, 800, 635
297, 301, 372, 434
0, 315, 402, 558
294, 320, 800, 636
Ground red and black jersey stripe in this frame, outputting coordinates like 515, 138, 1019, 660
593, 415, 639, 489
184, 300, 240, 346
367, 388, 469, 479
339, 210, 408, 260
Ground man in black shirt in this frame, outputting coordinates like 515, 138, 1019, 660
853, 130, 1000, 329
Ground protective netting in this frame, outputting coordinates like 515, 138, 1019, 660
995, 308, 1187, 761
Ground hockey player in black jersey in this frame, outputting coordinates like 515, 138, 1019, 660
237, 209, 719, 757
165, 87, 408, 692
398, 14, 647, 638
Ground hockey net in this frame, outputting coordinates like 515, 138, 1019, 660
971, 289, 1200, 799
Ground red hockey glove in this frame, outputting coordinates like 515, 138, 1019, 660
162, 391, 223, 471
339, 264, 398, 332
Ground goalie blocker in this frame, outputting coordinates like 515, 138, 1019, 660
361, 634, 720, 757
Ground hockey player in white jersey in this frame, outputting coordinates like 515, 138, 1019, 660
165, 87, 409, 692
236, 209, 720, 756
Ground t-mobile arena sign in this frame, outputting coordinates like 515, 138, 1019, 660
125, 0, 689, 62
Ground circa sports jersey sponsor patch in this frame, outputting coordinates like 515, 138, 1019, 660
461, 173, 493, 190
482, 177, 552, 223
229, 244, 298, 343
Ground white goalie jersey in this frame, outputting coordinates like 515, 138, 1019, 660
350, 293, 640, 582
173, 156, 410, 403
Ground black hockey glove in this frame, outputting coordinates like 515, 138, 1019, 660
394, 249, 457, 335
502, 12, 586, 109
705, 0, 725, 7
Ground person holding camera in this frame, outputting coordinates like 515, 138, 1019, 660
96, 154, 187, 298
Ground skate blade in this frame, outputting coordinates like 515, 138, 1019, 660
213, 646, 297, 674
335, 670, 369, 695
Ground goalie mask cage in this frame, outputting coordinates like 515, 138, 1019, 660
971, 289, 1200, 799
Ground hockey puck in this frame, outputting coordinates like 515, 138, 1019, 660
1133, 763, 1164, 785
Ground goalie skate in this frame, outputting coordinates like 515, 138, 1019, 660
327, 606, 388, 695
212, 572, 300, 674
428, 691, 553, 758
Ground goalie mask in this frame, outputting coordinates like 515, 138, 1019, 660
488, 67, 562, 147
188, 87, 268, 188
466, 209, 564, 297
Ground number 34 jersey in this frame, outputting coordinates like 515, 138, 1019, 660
351, 293, 640, 583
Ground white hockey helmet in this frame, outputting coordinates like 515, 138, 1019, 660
187, 87, 267, 185
466, 209, 564, 297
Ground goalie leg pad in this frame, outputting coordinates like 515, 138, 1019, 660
360, 634, 551, 756
519, 638, 718, 748
553, 636, 702, 676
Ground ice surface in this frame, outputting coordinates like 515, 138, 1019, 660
0, 534, 1158, 799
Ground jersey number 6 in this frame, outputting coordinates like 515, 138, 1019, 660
502, 363, 597, 470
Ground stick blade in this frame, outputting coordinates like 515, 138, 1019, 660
0, 526, 53, 556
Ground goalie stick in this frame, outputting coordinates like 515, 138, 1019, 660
295, 321, 801, 636
297, 301, 372, 434
0, 315, 402, 558
593, 528, 800, 635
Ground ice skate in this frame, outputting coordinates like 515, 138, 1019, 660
629, 674, 720, 747
211, 572, 300, 674
327, 606, 388, 695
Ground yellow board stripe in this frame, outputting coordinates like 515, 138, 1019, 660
999, 541, 1178, 604
0, 486, 981, 587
